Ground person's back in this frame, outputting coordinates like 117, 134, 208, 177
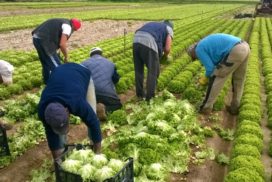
38, 63, 91, 118
81, 54, 118, 99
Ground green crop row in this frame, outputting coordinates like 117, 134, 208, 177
225, 17, 265, 182
0, 3, 243, 32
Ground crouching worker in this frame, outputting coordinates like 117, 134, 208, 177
38, 63, 102, 160
0, 60, 14, 86
187, 33, 250, 115
81, 47, 122, 120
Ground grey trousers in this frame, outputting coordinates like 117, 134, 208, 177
201, 41, 250, 110
133, 43, 160, 101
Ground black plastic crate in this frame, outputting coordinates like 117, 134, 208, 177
0, 125, 10, 157
55, 144, 134, 182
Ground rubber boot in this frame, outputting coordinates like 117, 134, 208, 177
96, 103, 107, 121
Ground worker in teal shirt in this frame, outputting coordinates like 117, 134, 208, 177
187, 33, 250, 115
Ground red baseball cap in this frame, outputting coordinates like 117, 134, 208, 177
71, 18, 81, 31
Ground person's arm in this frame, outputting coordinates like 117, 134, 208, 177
59, 24, 72, 63
59, 34, 69, 63
75, 101, 102, 153
163, 35, 172, 57
196, 51, 215, 77
112, 67, 120, 84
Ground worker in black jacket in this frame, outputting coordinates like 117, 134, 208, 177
32, 18, 81, 84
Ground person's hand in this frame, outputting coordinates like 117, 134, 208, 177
198, 76, 209, 85
93, 142, 102, 154
64, 56, 68, 63
161, 55, 172, 64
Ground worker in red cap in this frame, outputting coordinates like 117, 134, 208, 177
32, 18, 81, 84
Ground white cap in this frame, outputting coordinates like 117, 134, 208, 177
0, 60, 14, 85
90, 47, 102, 56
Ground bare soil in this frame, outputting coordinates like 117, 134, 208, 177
0, 6, 130, 17
185, 111, 236, 182
0, 20, 145, 51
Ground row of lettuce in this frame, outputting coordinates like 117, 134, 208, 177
0, 3, 244, 32
261, 18, 272, 157
225, 17, 267, 182
0, 10, 239, 100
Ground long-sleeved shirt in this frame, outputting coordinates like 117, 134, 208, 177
81, 54, 120, 99
38, 63, 102, 144
195, 33, 241, 77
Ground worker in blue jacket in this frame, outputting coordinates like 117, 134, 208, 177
187, 33, 250, 115
38, 63, 102, 160
81, 47, 122, 120
133, 20, 174, 101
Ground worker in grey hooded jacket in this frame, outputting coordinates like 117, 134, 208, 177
81, 47, 122, 116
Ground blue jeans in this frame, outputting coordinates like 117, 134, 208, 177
33, 38, 61, 84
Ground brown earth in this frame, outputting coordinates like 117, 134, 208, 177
0, 20, 145, 51
0, 5, 132, 17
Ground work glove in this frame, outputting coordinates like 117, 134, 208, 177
198, 76, 209, 86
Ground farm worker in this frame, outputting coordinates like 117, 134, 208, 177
133, 20, 174, 101
81, 47, 122, 120
32, 18, 81, 84
187, 33, 250, 115
0, 60, 14, 86
38, 63, 102, 160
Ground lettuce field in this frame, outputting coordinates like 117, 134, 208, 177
0, 0, 272, 182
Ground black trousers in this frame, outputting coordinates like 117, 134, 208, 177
133, 43, 160, 101
96, 95, 122, 113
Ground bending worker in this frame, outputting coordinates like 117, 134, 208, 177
133, 20, 174, 101
81, 47, 122, 119
0, 60, 14, 86
32, 18, 81, 84
38, 63, 102, 160
187, 33, 250, 115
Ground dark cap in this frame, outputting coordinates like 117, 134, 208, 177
187, 42, 198, 59
163, 20, 174, 29
44, 102, 69, 135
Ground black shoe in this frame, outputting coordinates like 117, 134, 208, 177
0, 110, 5, 117
0, 122, 12, 130
226, 105, 239, 115
199, 108, 212, 115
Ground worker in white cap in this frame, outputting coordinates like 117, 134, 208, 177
0, 60, 14, 85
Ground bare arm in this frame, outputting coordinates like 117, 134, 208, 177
59, 34, 69, 63
163, 35, 172, 56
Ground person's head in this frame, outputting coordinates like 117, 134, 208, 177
90, 47, 103, 57
44, 102, 69, 135
187, 43, 198, 60
0, 60, 14, 86
163, 20, 174, 39
71, 18, 81, 31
